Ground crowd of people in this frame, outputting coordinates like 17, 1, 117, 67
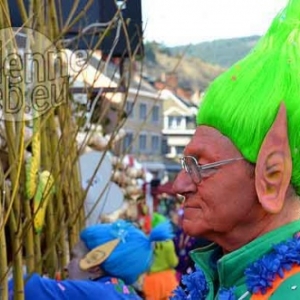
8, 208, 197, 300
8, 219, 175, 299
8, 189, 203, 300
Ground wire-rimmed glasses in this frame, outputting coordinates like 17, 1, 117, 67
180, 156, 244, 184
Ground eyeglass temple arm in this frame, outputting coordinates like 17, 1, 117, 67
200, 157, 244, 170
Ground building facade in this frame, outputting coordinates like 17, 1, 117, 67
161, 89, 198, 158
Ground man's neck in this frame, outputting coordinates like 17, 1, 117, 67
214, 196, 300, 254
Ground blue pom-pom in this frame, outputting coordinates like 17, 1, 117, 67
219, 287, 236, 300
171, 267, 209, 299
245, 234, 300, 295
170, 286, 188, 300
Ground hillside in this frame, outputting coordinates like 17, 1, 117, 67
142, 42, 225, 91
170, 35, 260, 68
142, 36, 260, 91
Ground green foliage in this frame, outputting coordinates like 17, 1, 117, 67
144, 41, 158, 63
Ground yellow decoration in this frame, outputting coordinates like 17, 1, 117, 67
32, 131, 41, 164
33, 171, 55, 233
25, 157, 38, 200
25, 118, 41, 200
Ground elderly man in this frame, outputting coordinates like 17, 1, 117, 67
172, 0, 300, 299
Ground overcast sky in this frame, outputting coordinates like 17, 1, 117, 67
142, 0, 288, 46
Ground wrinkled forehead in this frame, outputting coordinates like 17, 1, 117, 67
184, 126, 242, 158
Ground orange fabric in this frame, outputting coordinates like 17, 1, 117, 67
143, 269, 178, 300
55, 271, 61, 281
251, 264, 300, 299
143, 215, 152, 234
111, 278, 118, 284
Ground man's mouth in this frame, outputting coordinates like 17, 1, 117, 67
184, 205, 200, 209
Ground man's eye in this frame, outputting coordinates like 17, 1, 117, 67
201, 168, 217, 177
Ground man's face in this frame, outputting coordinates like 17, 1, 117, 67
173, 126, 258, 240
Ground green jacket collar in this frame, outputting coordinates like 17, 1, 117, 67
190, 220, 300, 294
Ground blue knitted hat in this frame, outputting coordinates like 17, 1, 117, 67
80, 219, 173, 284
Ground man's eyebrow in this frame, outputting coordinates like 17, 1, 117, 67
184, 144, 205, 157
184, 145, 216, 162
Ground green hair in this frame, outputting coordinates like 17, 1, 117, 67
197, 0, 300, 194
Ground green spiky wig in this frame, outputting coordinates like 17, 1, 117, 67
197, 0, 300, 195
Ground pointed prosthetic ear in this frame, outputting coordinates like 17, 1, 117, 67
255, 103, 292, 213
79, 239, 120, 271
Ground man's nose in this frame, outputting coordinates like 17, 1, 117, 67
172, 170, 197, 195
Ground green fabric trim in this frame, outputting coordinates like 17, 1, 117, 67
218, 220, 300, 287
190, 220, 300, 299
190, 243, 218, 300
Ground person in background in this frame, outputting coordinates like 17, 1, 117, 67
137, 201, 152, 234
143, 213, 179, 300
172, 0, 300, 299
9, 219, 173, 300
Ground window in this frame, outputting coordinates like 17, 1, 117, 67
151, 136, 160, 152
162, 138, 169, 154
186, 116, 196, 129
151, 106, 159, 123
139, 134, 147, 151
125, 101, 134, 118
139, 103, 147, 119
175, 146, 185, 155
168, 116, 183, 129
123, 132, 133, 152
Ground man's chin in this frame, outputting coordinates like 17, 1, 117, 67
182, 219, 207, 237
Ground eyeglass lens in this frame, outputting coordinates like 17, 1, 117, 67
182, 156, 201, 183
